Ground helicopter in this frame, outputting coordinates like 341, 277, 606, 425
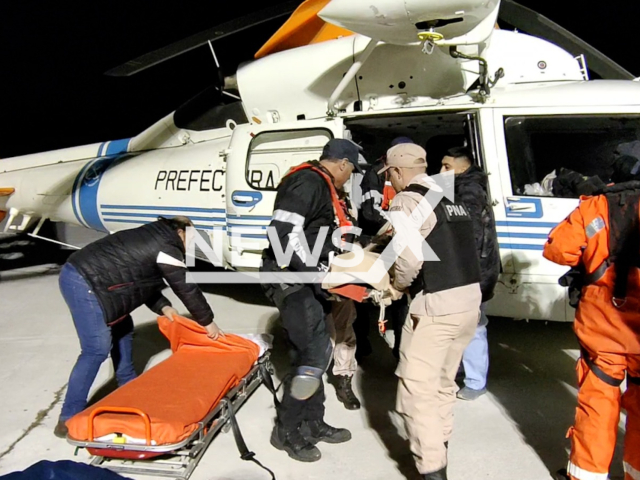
1, 0, 639, 322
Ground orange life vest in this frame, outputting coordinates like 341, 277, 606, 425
382, 179, 396, 210
282, 161, 353, 230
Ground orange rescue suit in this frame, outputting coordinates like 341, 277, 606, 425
543, 188, 640, 480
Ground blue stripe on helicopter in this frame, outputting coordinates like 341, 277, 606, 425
72, 139, 132, 233
106, 139, 130, 156
227, 214, 273, 221
101, 207, 271, 222
227, 223, 268, 229
497, 232, 549, 239
102, 218, 224, 231
101, 211, 226, 223
498, 243, 545, 251
71, 160, 94, 229
101, 205, 226, 214
227, 233, 268, 239
495, 220, 557, 229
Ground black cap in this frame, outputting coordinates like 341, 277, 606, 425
320, 138, 363, 173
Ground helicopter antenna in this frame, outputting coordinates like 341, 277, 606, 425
208, 40, 220, 69
207, 40, 241, 101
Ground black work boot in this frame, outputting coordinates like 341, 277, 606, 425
422, 466, 447, 480
300, 419, 352, 444
270, 423, 321, 462
335, 375, 361, 410
554, 468, 570, 480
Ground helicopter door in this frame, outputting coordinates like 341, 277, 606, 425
224, 118, 345, 270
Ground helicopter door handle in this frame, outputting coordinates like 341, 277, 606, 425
506, 197, 536, 211
231, 191, 263, 207
507, 203, 535, 211
233, 194, 254, 203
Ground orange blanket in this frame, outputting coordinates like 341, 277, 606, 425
66, 316, 260, 446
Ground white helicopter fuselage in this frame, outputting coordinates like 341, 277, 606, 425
2, 0, 640, 323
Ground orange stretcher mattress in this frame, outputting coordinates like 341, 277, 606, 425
66, 316, 260, 446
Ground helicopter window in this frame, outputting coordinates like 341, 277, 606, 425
174, 86, 248, 132
246, 129, 334, 190
504, 115, 640, 198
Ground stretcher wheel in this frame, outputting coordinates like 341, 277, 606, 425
189, 444, 204, 459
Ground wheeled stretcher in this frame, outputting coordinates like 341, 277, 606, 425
65, 315, 276, 480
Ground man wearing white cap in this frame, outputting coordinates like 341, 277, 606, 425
381, 143, 482, 480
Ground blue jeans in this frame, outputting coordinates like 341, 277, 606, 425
461, 302, 489, 391
59, 263, 136, 420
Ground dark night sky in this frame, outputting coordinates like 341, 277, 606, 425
1, 0, 639, 159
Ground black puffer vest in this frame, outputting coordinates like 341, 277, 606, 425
67, 220, 184, 323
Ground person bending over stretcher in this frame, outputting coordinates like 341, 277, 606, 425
54, 216, 221, 439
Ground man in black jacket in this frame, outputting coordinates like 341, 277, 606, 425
355, 136, 413, 359
54, 216, 219, 438
441, 147, 500, 401
359, 137, 414, 236
260, 138, 361, 463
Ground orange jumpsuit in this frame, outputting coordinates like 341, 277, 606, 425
543, 192, 640, 480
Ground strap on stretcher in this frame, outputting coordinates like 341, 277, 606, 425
260, 363, 281, 407
227, 395, 276, 480
224, 362, 281, 480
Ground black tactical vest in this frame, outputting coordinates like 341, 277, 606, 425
403, 183, 481, 296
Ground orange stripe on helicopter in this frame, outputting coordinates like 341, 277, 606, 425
255, 0, 353, 59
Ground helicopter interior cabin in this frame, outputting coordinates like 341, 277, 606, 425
502, 114, 640, 198
345, 112, 474, 177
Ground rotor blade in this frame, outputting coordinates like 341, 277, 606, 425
105, 1, 299, 77
499, 0, 633, 80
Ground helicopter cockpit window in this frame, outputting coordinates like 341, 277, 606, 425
504, 115, 640, 198
174, 86, 248, 132
246, 129, 334, 191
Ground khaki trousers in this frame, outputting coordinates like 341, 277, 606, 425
326, 299, 358, 377
396, 309, 478, 474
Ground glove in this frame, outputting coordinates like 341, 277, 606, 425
312, 261, 332, 300
313, 280, 332, 301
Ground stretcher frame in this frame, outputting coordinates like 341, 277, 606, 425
67, 353, 274, 480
